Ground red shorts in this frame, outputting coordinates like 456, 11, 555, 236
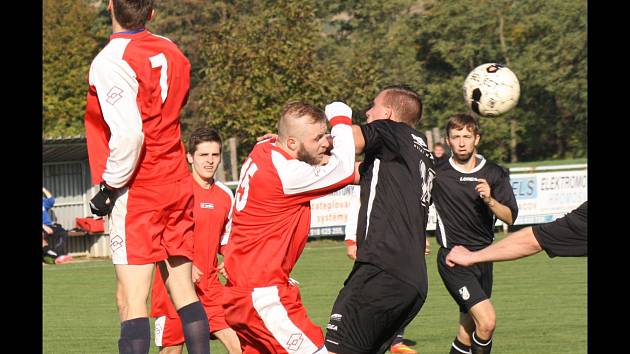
108, 178, 194, 264
152, 270, 230, 347
223, 283, 325, 354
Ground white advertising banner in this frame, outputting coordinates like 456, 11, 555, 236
309, 185, 360, 237
309, 168, 587, 237
510, 169, 587, 225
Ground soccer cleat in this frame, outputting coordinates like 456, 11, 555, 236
390, 342, 417, 354
54, 255, 73, 264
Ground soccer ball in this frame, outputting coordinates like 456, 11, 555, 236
463, 63, 520, 117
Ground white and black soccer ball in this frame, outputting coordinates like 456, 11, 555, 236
463, 63, 520, 117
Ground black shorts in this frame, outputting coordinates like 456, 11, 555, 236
325, 262, 425, 354
437, 247, 493, 313
532, 201, 587, 257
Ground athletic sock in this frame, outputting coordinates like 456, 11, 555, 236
178, 301, 210, 354
450, 337, 471, 354
471, 331, 492, 354
118, 317, 150, 354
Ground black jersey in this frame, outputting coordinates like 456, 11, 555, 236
433, 155, 518, 251
532, 201, 587, 257
355, 119, 435, 297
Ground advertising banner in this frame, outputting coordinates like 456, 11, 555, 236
309, 168, 587, 237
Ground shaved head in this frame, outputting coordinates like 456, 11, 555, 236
277, 101, 326, 142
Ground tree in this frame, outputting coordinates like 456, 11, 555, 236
194, 0, 343, 160
43, 0, 108, 138
414, 0, 587, 162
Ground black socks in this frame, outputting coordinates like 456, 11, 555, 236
178, 301, 210, 354
118, 317, 150, 354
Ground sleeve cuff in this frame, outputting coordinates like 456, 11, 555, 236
345, 239, 356, 246
329, 116, 352, 127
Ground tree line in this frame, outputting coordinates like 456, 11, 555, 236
43, 0, 587, 164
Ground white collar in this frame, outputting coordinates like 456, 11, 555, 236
448, 154, 486, 174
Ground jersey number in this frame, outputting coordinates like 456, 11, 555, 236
149, 53, 169, 103
235, 158, 258, 211
419, 160, 435, 207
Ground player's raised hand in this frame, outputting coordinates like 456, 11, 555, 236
475, 178, 493, 204
325, 101, 352, 122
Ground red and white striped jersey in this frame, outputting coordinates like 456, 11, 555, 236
222, 121, 356, 288
84, 29, 191, 188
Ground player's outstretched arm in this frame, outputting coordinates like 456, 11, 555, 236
446, 226, 543, 267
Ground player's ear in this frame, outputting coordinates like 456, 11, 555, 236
186, 152, 194, 164
385, 107, 393, 120
474, 134, 480, 146
107, 0, 113, 12
148, 9, 155, 22
287, 137, 298, 151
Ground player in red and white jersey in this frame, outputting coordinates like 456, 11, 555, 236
84, 2, 209, 353
221, 101, 356, 353
151, 128, 242, 354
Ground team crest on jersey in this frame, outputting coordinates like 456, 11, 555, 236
330, 313, 342, 321
459, 286, 471, 300
200, 202, 214, 209
287, 333, 304, 351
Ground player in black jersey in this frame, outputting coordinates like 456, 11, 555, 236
325, 85, 435, 354
446, 201, 587, 266
433, 114, 518, 354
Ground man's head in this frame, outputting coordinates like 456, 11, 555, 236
187, 128, 222, 182
109, 0, 154, 30
445, 113, 480, 163
365, 85, 422, 127
433, 142, 446, 158
277, 101, 329, 165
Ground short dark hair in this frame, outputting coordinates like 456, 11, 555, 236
446, 113, 480, 137
188, 128, 222, 155
433, 142, 445, 148
112, 0, 154, 30
381, 85, 423, 126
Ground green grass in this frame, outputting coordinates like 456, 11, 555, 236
43, 236, 586, 353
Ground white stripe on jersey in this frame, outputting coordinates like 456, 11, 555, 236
110, 188, 130, 264
364, 159, 380, 240
154, 316, 166, 347
436, 209, 447, 248
215, 180, 235, 245
251, 286, 319, 354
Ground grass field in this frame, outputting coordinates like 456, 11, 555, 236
43, 235, 587, 354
